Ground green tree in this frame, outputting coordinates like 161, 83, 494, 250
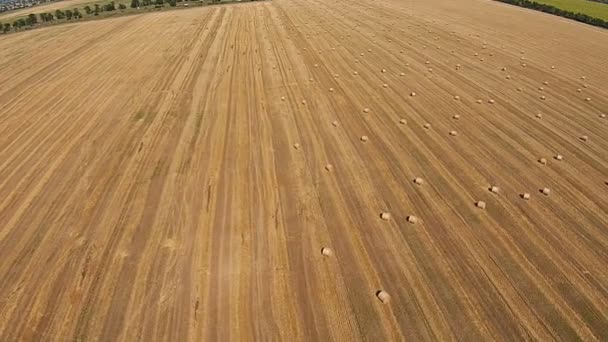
3, 23, 10, 33
73, 8, 81, 18
18, 18, 26, 27
27, 13, 37, 25
94, 4, 100, 15
130, 0, 139, 7
84, 5, 92, 14
13, 21, 19, 30
169, 0, 176, 6
65, 9, 73, 19
46, 13, 54, 21
155, 0, 163, 6
55, 9, 65, 19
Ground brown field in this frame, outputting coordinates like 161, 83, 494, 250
1, 0, 608, 340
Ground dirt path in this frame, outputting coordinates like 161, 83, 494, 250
0, 0, 607, 340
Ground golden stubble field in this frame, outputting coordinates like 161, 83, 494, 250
0, 0, 607, 340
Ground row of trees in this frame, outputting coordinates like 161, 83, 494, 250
496, 0, 608, 28
1, 8, 84, 32
1, 0, 196, 34
130, 0, 177, 8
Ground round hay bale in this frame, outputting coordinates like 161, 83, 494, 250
353, 71, 359, 75
474, 53, 479, 56
407, 215, 418, 223
476, 99, 483, 104
506, 75, 511, 80
538, 87, 544, 91
325, 164, 333, 172
555, 154, 563, 161
581, 76, 586, 80
425, 61, 431, 65
536, 113, 542, 119
517, 87, 523, 92
376, 290, 391, 303
382, 84, 389, 88
521, 63, 527, 67
453, 114, 461, 120
400, 72, 405, 76
332, 120, 339, 127
302, 100, 307, 105
600, 114, 606, 118
454, 95, 460, 100
329, 88, 335, 92
583, 84, 588, 88
368, 48, 372, 52
281, 96, 286, 101
577, 88, 582, 92
542, 188, 550, 195
293, 143, 300, 149
399, 118, 407, 125
363, 108, 370, 113
314, 64, 319, 67
580, 135, 588, 141
381, 69, 387, 73
540, 95, 546, 100
334, 74, 339, 78
355, 59, 360, 63
488, 99, 495, 104
309, 78, 314, 82
585, 98, 591, 102
476, 201, 486, 209
490, 186, 499, 193
522, 193, 531, 200
321, 247, 333, 256
449, 130, 458, 136
360, 135, 369, 142
414, 177, 424, 185
551, 66, 555, 69
428, 68, 433, 72
380, 212, 391, 221
543, 81, 549, 85
539, 157, 547, 165
423, 123, 431, 129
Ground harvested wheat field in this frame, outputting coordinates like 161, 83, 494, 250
1, 0, 608, 339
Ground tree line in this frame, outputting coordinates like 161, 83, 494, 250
496, 0, 608, 28
0, 1, 132, 33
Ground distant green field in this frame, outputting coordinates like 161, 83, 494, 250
533, 0, 608, 20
